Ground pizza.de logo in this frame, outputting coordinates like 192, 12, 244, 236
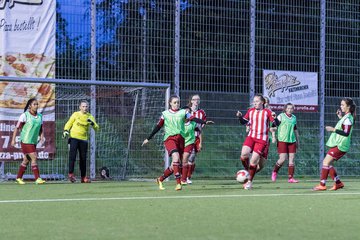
0, 0, 43, 10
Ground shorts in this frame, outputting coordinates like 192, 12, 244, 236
277, 141, 297, 154
327, 146, 346, 160
243, 136, 267, 156
184, 143, 195, 154
21, 143, 36, 154
164, 135, 185, 156
194, 137, 201, 152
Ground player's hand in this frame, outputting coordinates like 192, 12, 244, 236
62, 130, 69, 138
206, 120, 214, 125
11, 139, 16, 147
271, 112, 277, 118
336, 109, 342, 119
246, 125, 250, 133
236, 111, 242, 117
198, 143, 202, 152
325, 126, 335, 132
87, 118, 95, 126
272, 138, 277, 144
141, 139, 149, 147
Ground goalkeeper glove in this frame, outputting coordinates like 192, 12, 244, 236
87, 118, 95, 126
62, 130, 69, 139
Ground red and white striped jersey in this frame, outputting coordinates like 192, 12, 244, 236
192, 108, 206, 137
243, 107, 275, 142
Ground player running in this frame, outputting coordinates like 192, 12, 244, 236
313, 98, 356, 191
142, 95, 212, 191
237, 94, 280, 190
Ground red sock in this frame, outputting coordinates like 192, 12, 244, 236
16, 164, 27, 179
288, 164, 294, 179
181, 164, 189, 182
320, 166, 330, 186
31, 165, 40, 180
172, 162, 181, 184
329, 166, 341, 184
248, 164, 257, 181
240, 156, 249, 171
273, 162, 282, 173
187, 164, 195, 179
159, 167, 173, 182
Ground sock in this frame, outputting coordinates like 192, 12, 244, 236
320, 166, 330, 186
188, 164, 196, 179
288, 164, 295, 179
329, 166, 341, 184
16, 164, 27, 179
31, 165, 40, 180
181, 164, 189, 182
240, 156, 249, 171
273, 162, 282, 173
248, 164, 257, 181
173, 162, 181, 184
159, 167, 173, 182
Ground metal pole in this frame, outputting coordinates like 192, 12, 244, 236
90, 0, 97, 180
122, 91, 139, 180
249, 0, 256, 103
174, 0, 180, 96
141, 8, 147, 116
164, 87, 171, 170
319, 0, 326, 171
0, 161, 4, 181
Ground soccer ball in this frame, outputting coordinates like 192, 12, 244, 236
236, 170, 249, 183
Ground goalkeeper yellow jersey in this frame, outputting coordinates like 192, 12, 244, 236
64, 111, 99, 141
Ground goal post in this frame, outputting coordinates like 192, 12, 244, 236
0, 76, 170, 181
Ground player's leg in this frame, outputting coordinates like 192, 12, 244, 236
240, 137, 254, 171
329, 164, 344, 191
28, 152, 44, 184
16, 155, 29, 184
287, 153, 298, 183
68, 138, 78, 182
78, 140, 90, 183
181, 144, 193, 185
186, 149, 196, 184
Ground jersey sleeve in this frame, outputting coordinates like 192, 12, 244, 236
64, 112, 77, 131
243, 108, 251, 121
267, 109, 275, 122
16, 113, 27, 128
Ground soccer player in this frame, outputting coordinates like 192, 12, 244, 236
271, 103, 300, 183
237, 94, 280, 190
142, 95, 211, 191
11, 98, 46, 184
186, 94, 207, 184
313, 98, 356, 191
63, 100, 99, 183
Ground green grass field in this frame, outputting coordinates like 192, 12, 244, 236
1, 178, 359, 240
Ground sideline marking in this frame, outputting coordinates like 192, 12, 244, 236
0, 192, 360, 204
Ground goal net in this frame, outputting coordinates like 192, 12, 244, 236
0, 79, 169, 181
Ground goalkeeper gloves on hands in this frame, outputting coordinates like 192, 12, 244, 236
87, 118, 95, 126
62, 130, 69, 139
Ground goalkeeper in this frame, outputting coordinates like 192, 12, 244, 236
63, 100, 99, 183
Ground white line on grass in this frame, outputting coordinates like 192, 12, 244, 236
1, 192, 360, 204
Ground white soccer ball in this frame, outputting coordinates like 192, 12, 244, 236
236, 170, 249, 183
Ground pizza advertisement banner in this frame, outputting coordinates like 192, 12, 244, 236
263, 70, 318, 112
0, 1, 56, 161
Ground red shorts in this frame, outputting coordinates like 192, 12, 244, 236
277, 141, 297, 154
184, 143, 195, 154
164, 135, 184, 156
243, 136, 267, 156
262, 142, 270, 159
194, 137, 201, 152
327, 146, 346, 160
21, 143, 36, 154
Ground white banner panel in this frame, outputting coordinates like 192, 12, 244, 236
0, 1, 55, 161
263, 70, 318, 112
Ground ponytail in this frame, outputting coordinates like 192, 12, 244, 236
24, 98, 37, 112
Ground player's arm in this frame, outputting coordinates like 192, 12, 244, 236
270, 111, 280, 127
236, 111, 248, 125
187, 113, 214, 125
11, 114, 25, 147
63, 112, 76, 137
326, 118, 352, 136
294, 126, 300, 147
142, 117, 164, 146
87, 115, 99, 131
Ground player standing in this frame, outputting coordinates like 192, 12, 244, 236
63, 100, 99, 183
313, 98, 356, 191
271, 103, 300, 183
186, 94, 207, 184
11, 98, 46, 184
237, 94, 280, 190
